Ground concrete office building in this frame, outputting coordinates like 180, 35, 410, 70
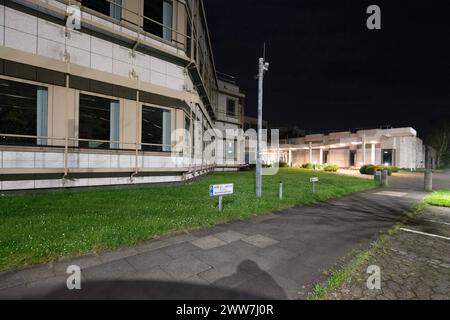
0, 0, 245, 191
271, 127, 431, 169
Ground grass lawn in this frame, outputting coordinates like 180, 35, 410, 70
424, 189, 450, 207
0, 168, 377, 271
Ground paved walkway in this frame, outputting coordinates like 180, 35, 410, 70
0, 172, 449, 299
329, 205, 450, 300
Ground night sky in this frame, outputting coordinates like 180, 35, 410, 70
205, 0, 450, 138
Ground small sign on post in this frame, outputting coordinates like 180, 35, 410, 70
210, 184, 234, 212
310, 177, 319, 193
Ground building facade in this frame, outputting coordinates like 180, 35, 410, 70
270, 127, 431, 169
0, 0, 244, 191
214, 77, 245, 171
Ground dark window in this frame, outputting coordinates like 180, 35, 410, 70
143, 0, 172, 41
142, 105, 171, 152
82, 0, 122, 20
79, 94, 120, 149
227, 98, 236, 117
0, 79, 47, 146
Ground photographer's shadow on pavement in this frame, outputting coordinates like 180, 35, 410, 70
6, 260, 287, 300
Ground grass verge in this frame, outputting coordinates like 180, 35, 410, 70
307, 202, 427, 300
424, 189, 450, 207
0, 168, 376, 272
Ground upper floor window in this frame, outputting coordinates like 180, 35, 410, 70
144, 0, 173, 41
79, 94, 120, 149
227, 98, 236, 117
0, 79, 48, 146
82, 0, 122, 20
142, 105, 171, 152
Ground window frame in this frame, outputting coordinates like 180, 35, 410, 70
140, 103, 173, 153
0, 76, 50, 147
78, 91, 121, 150
226, 98, 237, 117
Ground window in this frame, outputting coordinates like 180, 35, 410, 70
0, 79, 48, 146
227, 98, 236, 117
144, 0, 173, 41
82, 0, 122, 20
79, 94, 120, 149
142, 106, 171, 152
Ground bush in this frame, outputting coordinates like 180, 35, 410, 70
324, 164, 339, 172
360, 165, 392, 176
302, 162, 314, 169
389, 166, 400, 173
360, 165, 372, 175
279, 161, 289, 168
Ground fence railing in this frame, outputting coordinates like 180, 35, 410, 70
0, 133, 218, 177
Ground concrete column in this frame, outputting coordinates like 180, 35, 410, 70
362, 135, 366, 165
288, 149, 292, 167
371, 143, 376, 165
309, 142, 313, 163
319, 148, 324, 165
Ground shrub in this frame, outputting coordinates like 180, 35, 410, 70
302, 162, 314, 169
324, 164, 339, 172
360, 165, 392, 176
279, 161, 289, 168
360, 165, 372, 175
389, 166, 400, 173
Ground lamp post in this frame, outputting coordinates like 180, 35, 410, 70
256, 57, 269, 198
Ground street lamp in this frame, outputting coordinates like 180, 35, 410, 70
256, 57, 269, 198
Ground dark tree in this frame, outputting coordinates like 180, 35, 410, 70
426, 114, 450, 169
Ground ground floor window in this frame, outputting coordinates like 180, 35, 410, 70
142, 105, 171, 152
79, 94, 120, 149
0, 79, 48, 146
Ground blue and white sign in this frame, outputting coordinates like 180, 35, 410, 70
209, 184, 234, 197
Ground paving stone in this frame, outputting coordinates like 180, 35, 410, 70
126, 250, 173, 272
193, 247, 239, 267
0, 265, 54, 290
164, 233, 197, 245
214, 231, 247, 243
329, 205, 450, 300
222, 240, 260, 257
255, 246, 298, 263
242, 234, 279, 249
53, 255, 102, 276
124, 266, 174, 282
161, 256, 212, 280
100, 248, 140, 263
191, 236, 227, 250
84, 260, 136, 281
135, 239, 172, 253
161, 242, 203, 259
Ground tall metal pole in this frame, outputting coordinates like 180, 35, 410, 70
256, 57, 269, 198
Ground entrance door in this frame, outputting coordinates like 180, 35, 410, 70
382, 149, 394, 166
349, 150, 356, 167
